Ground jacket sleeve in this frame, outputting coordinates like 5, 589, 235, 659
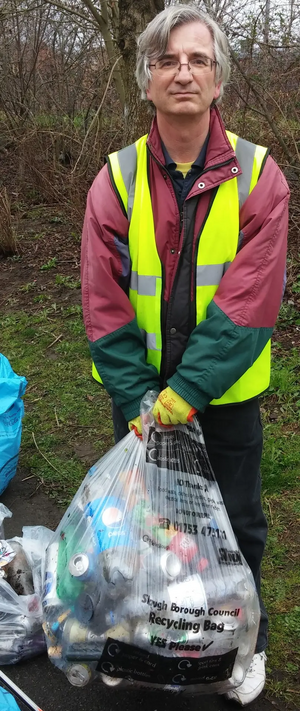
168, 156, 289, 411
81, 164, 160, 421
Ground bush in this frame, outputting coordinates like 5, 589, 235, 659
0, 188, 16, 256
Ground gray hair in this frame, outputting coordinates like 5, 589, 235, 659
136, 4, 230, 103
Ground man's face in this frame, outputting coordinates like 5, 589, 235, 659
146, 21, 221, 121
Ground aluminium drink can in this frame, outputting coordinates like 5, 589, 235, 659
75, 586, 102, 624
102, 548, 137, 582
68, 552, 93, 581
160, 551, 181, 580
66, 663, 92, 687
168, 574, 207, 613
100, 674, 124, 687
168, 532, 198, 563
62, 618, 102, 645
85, 496, 132, 553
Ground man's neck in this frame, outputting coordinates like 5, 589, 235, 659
157, 112, 210, 164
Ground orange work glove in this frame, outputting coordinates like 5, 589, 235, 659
153, 387, 197, 426
128, 415, 142, 438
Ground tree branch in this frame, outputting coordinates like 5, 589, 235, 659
229, 48, 300, 169
42, 0, 97, 26
81, 0, 125, 106
80, 0, 106, 34
71, 54, 122, 174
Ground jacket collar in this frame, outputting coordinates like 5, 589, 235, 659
146, 106, 242, 195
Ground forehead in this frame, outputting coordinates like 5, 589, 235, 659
166, 21, 214, 56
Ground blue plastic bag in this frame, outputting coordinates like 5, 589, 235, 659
0, 354, 27, 495
0, 687, 21, 711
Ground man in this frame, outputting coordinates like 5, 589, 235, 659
81, 4, 289, 705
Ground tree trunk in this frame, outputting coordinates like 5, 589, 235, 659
118, 0, 164, 143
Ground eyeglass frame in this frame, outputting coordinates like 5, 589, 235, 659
149, 56, 218, 75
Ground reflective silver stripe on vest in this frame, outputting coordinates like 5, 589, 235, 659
196, 262, 231, 287
235, 137, 257, 208
130, 271, 160, 296
115, 135, 258, 219
117, 142, 137, 220
140, 329, 161, 352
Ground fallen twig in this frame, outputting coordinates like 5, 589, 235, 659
28, 480, 44, 498
0, 293, 12, 308
32, 432, 60, 473
46, 333, 63, 349
266, 498, 274, 526
54, 407, 60, 428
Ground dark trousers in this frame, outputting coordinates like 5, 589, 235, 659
112, 397, 268, 653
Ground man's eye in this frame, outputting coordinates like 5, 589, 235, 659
192, 58, 208, 67
159, 59, 177, 68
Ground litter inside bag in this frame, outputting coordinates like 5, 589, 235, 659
42, 392, 260, 693
0, 507, 54, 664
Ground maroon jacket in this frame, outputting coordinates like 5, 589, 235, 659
81, 107, 289, 421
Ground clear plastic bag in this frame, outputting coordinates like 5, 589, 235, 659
42, 392, 260, 694
0, 507, 53, 664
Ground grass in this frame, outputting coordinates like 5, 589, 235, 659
0, 295, 299, 704
259, 305, 300, 704
0, 304, 114, 506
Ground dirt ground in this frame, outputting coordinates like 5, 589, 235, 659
0, 206, 82, 313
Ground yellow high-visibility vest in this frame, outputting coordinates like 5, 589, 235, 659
93, 131, 270, 405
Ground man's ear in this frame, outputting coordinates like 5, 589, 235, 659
213, 81, 222, 101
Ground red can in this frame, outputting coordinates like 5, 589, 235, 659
169, 532, 198, 562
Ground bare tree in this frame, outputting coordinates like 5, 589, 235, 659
39, 0, 164, 140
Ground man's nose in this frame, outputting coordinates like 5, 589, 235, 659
175, 63, 193, 81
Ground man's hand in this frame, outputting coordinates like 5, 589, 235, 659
153, 387, 197, 426
128, 415, 142, 437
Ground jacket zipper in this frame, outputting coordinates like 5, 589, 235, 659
147, 148, 183, 385
147, 146, 235, 384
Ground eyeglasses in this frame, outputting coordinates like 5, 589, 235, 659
149, 56, 217, 76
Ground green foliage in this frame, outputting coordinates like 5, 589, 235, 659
70, 231, 81, 243
276, 302, 300, 328
33, 232, 46, 240
259, 344, 300, 702
33, 294, 51, 303
261, 349, 300, 496
55, 274, 81, 288
20, 281, 37, 293
291, 275, 300, 294
40, 257, 57, 270
49, 215, 64, 224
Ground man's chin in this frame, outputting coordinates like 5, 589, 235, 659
168, 104, 205, 117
